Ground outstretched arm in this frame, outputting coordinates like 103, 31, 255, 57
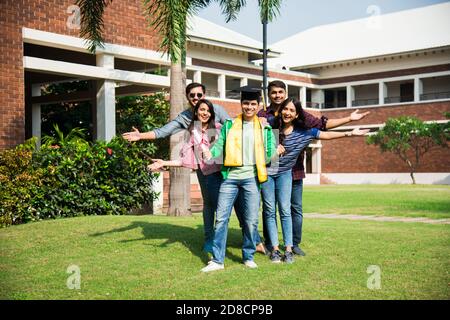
122, 127, 157, 142
147, 159, 182, 172
122, 113, 187, 142
319, 128, 370, 140
326, 109, 371, 129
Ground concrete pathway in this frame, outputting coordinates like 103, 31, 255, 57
305, 213, 450, 225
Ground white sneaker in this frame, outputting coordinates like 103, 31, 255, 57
244, 260, 258, 269
201, 261, 224, 272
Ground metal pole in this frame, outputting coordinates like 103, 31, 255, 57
262, 18, 268, 110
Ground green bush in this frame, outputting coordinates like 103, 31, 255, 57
0, 139, 43, 226
1, 92, 170, 227
116, 92, 170, 160
0, 134, 159, 227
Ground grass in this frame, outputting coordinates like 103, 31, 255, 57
1, 214, 449, 300
303, 185, 450, 219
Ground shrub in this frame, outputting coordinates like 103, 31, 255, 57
0, 138, 43, 226
0, 133, 159, 227
116, 92, 170, 160
32, 136, 158, 219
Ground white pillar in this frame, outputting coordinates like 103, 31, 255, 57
193, 70, 202, 84
312, 89, 324, 109
96, 54, 116, 141
414, 77, 423, 102
300, 86, 307, 107
218, 74, 226, 99
152, 173, 164, 214
32, 84, 41, 148
346, 85, 355, 108
379, 82, 387, 105
311, 143, 322, 174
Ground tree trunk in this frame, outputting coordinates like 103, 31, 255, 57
410, 171, 416, 185
167, 61, 191, 216
405, 158, 416, 185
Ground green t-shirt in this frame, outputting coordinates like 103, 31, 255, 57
227, 121, 257, 180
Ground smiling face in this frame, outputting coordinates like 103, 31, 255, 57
269, 86, 286, 107
280, 101, 298, 125
241, 100, 259, 121
187, 86, 205, 108
196, 103, 212, 124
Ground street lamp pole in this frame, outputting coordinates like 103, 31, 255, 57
262, 17, 268, 110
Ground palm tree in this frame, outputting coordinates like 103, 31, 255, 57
77, 0, 282, 216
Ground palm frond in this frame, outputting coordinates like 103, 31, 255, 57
258, 0, 281, 22
76, 0, 113, 53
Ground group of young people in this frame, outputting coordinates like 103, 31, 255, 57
122, 81, 370, 272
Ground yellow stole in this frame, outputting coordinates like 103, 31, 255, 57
224, 114, 268, 183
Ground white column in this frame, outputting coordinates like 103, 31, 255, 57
379, 82, 387, 105
193, 70, 202, 84
152, 173, 164, 214
414, 77, 423, 102
312, 89, 324, 109
32, 84, 41, 148
300, 86, 307, 107
218, 74, 226, 99
346, 85, 355, 108
96, 54, 116, 141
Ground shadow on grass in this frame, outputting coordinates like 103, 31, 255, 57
90, 221, 245, 264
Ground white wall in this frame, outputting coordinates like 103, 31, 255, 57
304, 50, 450, 78
422, 75, 450, 93
322, 173, 450, 185
354, 84, 379, 100
187, 43, 249, 66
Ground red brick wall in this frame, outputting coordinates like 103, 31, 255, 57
319, 101, 450, 125
209, 99, 242, 117
192, 58, 314, 84
320, 101, 450, 173
0, 0, 161, 149
321, 137, 450, 173
318, 64, 450, 85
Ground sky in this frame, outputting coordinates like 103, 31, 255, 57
197, 0, 450, 44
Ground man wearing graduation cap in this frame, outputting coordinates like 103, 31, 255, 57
201, 86, 281, 272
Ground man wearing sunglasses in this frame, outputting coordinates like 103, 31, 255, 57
122, 82, 230, 141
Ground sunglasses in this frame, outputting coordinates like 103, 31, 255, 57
189, 93, 204, 99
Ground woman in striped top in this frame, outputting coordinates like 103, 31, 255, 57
262, 98, 369, 264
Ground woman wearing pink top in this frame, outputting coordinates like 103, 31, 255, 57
149, 99, 222, 254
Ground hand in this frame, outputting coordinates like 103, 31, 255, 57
202, 149, 212, 161
276, 144, 286, 156
147, 159, 165, 172
350, 128, 370, 136
259, 117, 268, 127
122, 127, 141, 142
350, 109, 370, 121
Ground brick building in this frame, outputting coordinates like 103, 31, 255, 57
1, 1, 449, 212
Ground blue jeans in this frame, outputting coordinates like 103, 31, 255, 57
235, 194, 263, 245
196, 170, 223, 253
212, 177, 260, 264
291, 179, 304, 246
261, 170, 293, 248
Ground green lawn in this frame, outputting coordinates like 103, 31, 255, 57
1, 214, 449, 300
303, 185, 450, 219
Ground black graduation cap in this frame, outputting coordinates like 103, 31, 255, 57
238, 85, 262, 102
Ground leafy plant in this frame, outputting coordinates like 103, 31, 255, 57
367, 116, 449, 184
